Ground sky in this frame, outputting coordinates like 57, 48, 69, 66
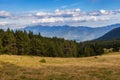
0, 0, 120, 29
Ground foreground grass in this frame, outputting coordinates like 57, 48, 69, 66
0, 52, 120, 80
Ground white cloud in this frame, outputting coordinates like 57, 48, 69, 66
35, 12, 51, 17
75, 8, 81, 12
0, 11, 12, 18
88, 9, 114, 16
0, 21, 9, 26
99, 9, 114, 15
32, 17, 64, 23
32, 9, 110, 25
34, 8, 82, 18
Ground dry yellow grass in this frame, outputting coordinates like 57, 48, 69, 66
0, 52, 120, 80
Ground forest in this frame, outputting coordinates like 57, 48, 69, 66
0, 28, 120, 57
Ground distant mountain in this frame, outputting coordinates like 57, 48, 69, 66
96, 27, 120, 40
22, 24, 120, 41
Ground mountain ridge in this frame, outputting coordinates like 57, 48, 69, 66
21, 23, 120, 41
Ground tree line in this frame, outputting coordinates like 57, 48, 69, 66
0, 28, 119, 57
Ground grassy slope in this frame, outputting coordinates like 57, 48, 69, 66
0, 53, 120, 80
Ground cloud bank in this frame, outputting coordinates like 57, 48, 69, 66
0, 8, 120, 29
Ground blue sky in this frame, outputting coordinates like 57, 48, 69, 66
0, 0, 120, 29
0, 0, 120, 12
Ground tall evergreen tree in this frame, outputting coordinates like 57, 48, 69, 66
2, 28, 17, 54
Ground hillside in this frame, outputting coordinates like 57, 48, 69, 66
96, 27, 120, 40
0, 53, 120, 80
22, 24, 120, 41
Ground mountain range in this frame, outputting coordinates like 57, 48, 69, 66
1, 23, 120, 42
22, 24, 120, 42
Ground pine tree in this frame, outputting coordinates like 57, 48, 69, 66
15, 30, 30, 55
2, 28, 17, 54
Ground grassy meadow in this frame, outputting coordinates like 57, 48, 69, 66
0, 52, 120, 80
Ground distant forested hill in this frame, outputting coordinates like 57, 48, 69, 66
96, 27, 120, 40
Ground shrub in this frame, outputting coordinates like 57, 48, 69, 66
39, 59, 46, 63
